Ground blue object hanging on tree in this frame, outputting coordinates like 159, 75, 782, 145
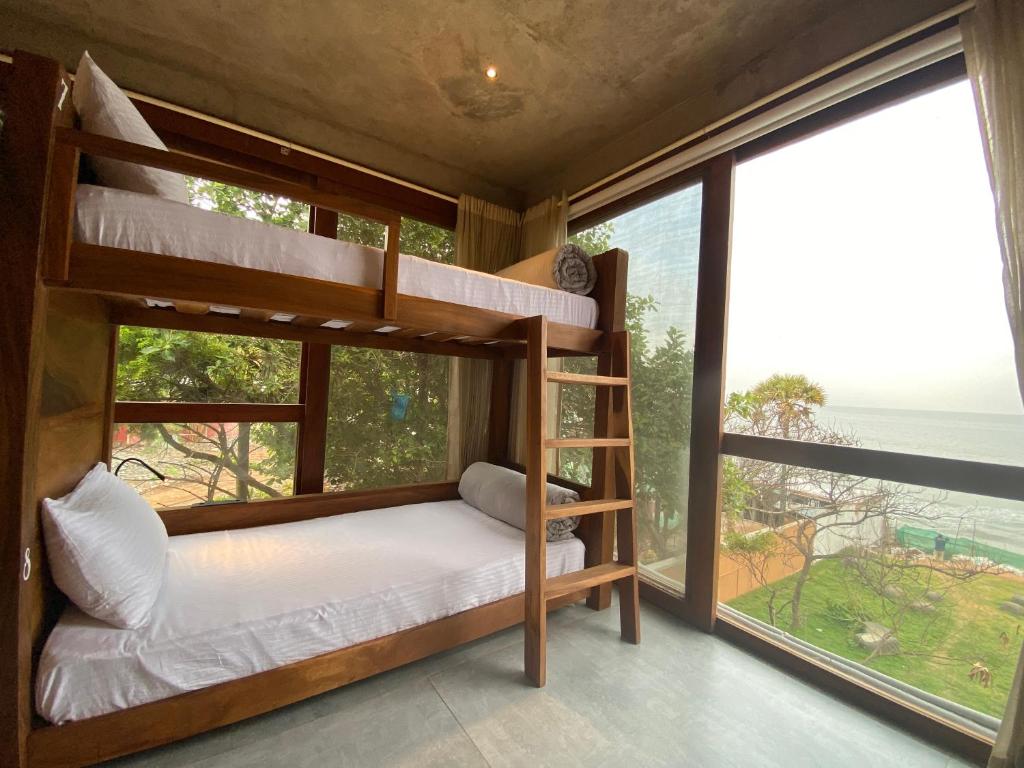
390, 392, 411, 421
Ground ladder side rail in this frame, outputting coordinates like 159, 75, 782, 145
584, 341, 617, 610
611, 331, 640, 643
524, 315, 548, 687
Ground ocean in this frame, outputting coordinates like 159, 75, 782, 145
817, 405, 1024, 556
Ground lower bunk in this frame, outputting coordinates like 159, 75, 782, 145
30, 492, 590, 767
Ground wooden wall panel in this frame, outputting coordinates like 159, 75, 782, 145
30, 291, 114, 710
0, 51, 67, 768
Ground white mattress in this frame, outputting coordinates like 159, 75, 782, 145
36, 500, 584, 724
74, 185, 599, 329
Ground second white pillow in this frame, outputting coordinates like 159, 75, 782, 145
73, 51, 188, 204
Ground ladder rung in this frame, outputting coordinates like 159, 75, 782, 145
545, 499, 633, 520
545, 371, 629, 387
545, 562, 636, 600
545, 438, 631, 449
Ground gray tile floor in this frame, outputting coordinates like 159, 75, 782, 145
105, 599, 979, 767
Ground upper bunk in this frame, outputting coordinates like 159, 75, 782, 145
8, 53, 628, 361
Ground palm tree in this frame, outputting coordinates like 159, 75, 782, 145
751, 373, 826, 440
749, 374, 826, 522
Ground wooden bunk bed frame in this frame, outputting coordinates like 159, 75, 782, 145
0, 51, 639, 768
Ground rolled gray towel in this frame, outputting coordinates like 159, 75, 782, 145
552, 243, 597, 295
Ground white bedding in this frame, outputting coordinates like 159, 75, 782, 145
74, 185, 600, 329
36, 500, 584, 724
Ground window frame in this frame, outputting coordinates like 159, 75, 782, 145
569, 49, 999, 763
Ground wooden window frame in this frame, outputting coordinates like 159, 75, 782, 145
571, 50, 996, 763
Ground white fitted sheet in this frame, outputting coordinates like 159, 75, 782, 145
36, 500, 584, 724
74, 185, 599, 329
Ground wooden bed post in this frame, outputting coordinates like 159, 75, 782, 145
487, 358, 514, 464
382, 217, 401, 322
583, 248, 629, 610
524, 315, 548, 686
0, 51, 73, 768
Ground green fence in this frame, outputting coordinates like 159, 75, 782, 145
896, 525, 1024, 570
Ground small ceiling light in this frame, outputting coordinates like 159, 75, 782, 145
485, 65, 498, 80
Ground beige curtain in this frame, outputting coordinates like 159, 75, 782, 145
964, 2, 1024, 766
446, 193, 567, 478
509, 194, 568, 469
446, 195, 525, 479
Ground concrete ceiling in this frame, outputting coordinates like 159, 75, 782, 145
3, 0, 960, 209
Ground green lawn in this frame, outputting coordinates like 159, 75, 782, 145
726, 559, 1024, 718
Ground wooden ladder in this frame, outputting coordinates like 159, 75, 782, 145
524, 315, 640, 687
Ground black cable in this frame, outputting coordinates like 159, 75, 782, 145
113, 457, 166, 481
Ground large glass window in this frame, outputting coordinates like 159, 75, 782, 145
722, 458, 1018, 723
114, 327, 302, 506
726, 80, 1022, 464
722, 79, 1018, 726
324, 348, 449, 491
186, 177, 309, 231
337, 214, 455, 265
113, 422, 296, 508
569, 182, 702, 593
116, 328, 301, 404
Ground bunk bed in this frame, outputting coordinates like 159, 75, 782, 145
0, 50, 640, 768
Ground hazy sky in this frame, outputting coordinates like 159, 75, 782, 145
726, 80, 1021, 415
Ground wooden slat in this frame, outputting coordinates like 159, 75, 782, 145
545, 563, 635, 601
239, 309, 276, 322
106, 302, 502, 360
342, 321, 385, 334
382, 219, 400, 321
684, 152, 735, 633
487, 359, 514, 465
113, 401, 304, 424
55, 127, 399, 224
610, 331, 640, 644
64, 244, 382, 324
721, 433, 1024, 503
295, 343, 331, 494
545, 437, 630, 449
134, 99, 457, 230
41, 142, 78, 282
524, 315, 547, 687
291, 316, 331, 328
545, 371, 629, 386
173, 301, 212, 315
430, 332, 468, 343
60, 245, 604, 354
309, 206, 339, 240
591, 249, 629, 333
544, 498, 632, 520
157, 480, 461, 536
26, 588, 589, 768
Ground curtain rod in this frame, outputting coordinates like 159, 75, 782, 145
568, 0, 976, 205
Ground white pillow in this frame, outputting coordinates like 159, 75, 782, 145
72, 51, 188, 204
458, 462, 581, 541
42, 463, 169, 629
